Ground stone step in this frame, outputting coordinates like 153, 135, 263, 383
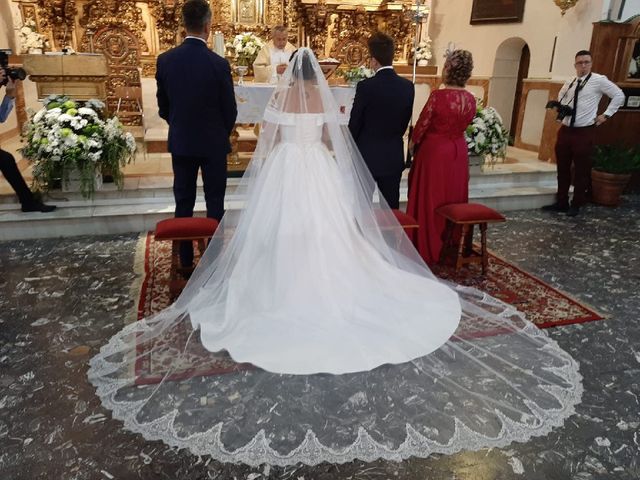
0, 167, 557, 205
0, 182, 557, 241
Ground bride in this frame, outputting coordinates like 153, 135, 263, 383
89, 48, 582, 466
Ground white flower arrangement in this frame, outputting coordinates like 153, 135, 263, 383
232, 33, 265, 66
21, 95, 136, 198
465, 97, 509, 162
414, 38, 432, 64
19, 19, 49, 53
338, 66, 374, 84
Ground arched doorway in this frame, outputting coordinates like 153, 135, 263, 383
488, 37, 530, 140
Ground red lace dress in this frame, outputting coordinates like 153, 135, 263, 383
407, 88, 476, 265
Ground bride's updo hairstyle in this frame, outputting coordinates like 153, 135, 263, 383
289, 49, 317, 81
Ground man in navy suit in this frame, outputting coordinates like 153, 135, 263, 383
156, 0, 237, 267
349, 32, 415, 209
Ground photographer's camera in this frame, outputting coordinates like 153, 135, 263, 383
545, 100, 574, 121
0, 49, 27, 86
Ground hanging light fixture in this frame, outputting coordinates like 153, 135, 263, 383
554, 0, 579, 15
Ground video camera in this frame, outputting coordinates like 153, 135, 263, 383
545, 100, 574, 121
0, 49, 27, 87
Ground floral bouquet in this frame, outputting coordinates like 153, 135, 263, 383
465, 98, 509, 164
338, 66, 374, 85
19, 19, 49, 54
413, 38, 432, 66
232, 33, 265, 67
21, 95, 137, 199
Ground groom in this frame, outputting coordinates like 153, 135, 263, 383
156, 0, 237, 267
349, 32, 414, 209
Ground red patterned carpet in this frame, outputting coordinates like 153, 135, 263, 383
432, 252, 604, 329
132, 233, 603, 383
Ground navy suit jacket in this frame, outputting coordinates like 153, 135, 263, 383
156, 38, 237, 157
348, 69, 414, 177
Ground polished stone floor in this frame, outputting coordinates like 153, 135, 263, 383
1, 197, 639, 480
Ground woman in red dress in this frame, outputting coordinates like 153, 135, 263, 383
407, 50, 477, 265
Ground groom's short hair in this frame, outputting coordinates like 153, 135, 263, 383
183, 0, 211, 34
368, 32, 395, 66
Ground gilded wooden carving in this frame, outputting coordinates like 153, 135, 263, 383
36, 0, 76, 49
265, 0, 284, 26
92, 26, 143, 124
79, 0, 148, 53
149, 0, 185, 51
20, 4, 39, 27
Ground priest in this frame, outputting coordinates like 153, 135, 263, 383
253, 25, 296, 83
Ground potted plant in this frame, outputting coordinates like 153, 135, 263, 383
21, 95, 136, 199
232, 33, 265, 75
591, 144, 640, 206
464, 97, 509, 173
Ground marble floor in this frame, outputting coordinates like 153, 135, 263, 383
1, 197, 639, 479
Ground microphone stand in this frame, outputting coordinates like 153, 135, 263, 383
405, 0, 424, 169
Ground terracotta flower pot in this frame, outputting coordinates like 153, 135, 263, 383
591, 169, 631, 206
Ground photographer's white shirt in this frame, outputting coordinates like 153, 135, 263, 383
558, 72, 625, 127
0, 95, 14, 123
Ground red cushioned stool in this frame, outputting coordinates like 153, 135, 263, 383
436, 203, 505, 275
391, 209, 419, 236
375, 209, 419, 247
155, 217, 219, 299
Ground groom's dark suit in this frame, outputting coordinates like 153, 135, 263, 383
156, 37, 237, 265
348, 68, 414, 209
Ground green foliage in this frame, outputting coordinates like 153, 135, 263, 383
592, 144, 640, 174
21, 95, 137, 199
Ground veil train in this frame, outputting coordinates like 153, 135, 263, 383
88, 48, 582, 466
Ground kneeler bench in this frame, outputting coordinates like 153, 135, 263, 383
391, 209, 419, 236
155, 217, 219, 300
435, 203, 505, 275
375, 210, 419, 246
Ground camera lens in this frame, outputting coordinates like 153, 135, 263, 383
9, 67, 27, 81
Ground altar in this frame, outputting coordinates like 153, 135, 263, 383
224, 83, 356, 169
235, 83, 356, 123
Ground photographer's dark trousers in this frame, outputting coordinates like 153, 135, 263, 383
172, 153, 227, 267
0, 147, 35, 206
554, 125, 595, 208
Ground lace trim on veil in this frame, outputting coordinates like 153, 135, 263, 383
88, 47, 583, 466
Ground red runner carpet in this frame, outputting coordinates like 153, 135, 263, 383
132, 233, 603, 383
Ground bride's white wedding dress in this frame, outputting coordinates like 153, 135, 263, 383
188, 112, 460, 374
88, 49, 582, 466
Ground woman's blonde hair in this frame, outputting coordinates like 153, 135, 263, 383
444, 50, 473, 87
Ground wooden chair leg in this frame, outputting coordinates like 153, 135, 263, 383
169, 240, 181, 300
196, 239, 206, 260
456, 224, 470, 272
440, 220, 454, 265
464, 224, 474, 256
480, 223, 488, 275
170, 240, 179, 277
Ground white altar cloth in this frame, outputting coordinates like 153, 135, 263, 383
234, 83, 356, 124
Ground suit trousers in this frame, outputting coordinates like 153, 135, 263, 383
172, 153, 227, 266
0, 148, 35, 206
554, 125, 595, 208
373, 173, 403, 210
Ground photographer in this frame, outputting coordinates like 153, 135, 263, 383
542, 50, 624, 217
0, 67, 55, 212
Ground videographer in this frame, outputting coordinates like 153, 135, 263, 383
0, 66, 55, 212
542, 50, 624, 217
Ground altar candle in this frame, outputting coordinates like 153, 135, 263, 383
213, 32, 225, 57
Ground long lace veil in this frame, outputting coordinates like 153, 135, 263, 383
88, 48, 582, 466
